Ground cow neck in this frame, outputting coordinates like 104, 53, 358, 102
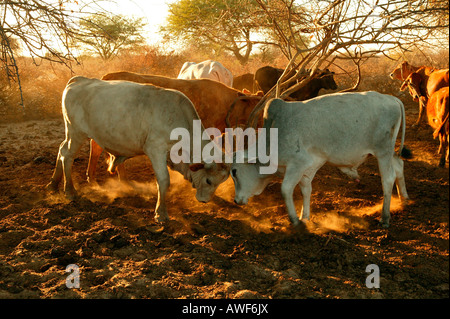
167, 160, 191, 182
167, 160, 205, 189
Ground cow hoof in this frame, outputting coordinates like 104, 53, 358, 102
292, 220, 309, 234
379, 220, 390, 228
154, 213, 170, 223
66, 194, 78, 201
45, 181, 59, 193
86, 178, 99, 187
65, 192, 78, 201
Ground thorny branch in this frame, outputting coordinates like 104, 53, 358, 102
0, 0, 107, 108
247, 0, 449, 128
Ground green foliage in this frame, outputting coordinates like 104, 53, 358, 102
162, 0, 261, 64
77, 14, 147, 60
162, 0, 311, 64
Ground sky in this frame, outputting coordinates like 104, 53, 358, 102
97, 0, 174, 45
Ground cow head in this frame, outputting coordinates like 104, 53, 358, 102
390, 61, 413, 81
319, 69, 338, 90
226, 91, 263, 128
188, 162, 230, 203
400, 72, 422, 101
230, 162, 271, 205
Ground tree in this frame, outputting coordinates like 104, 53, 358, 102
163, 0, 311, 64
163, 0, 262, 64
77, 14, 147, 60
253, 0, 311, 60
246, 0, 450, 127
0, 0, 107, 108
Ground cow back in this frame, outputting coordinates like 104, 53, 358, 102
264, 92, 404, 165
427, 69, 449, 97
63, 77, 201, 156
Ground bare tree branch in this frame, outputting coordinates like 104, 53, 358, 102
246, 0, 449, 128
0, 0, 110, 108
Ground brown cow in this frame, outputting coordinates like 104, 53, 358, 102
254, 66, 338, 100
391, 61, 449, 125
232, 73, 255, 92
87, 71, 262, 183
425, 86, 449, 167
390, 61, 436, 82
400, 68, 449, 125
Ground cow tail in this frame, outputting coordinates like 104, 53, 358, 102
433, 112, 449, 140
262, 99, 278, 130
398, 98, 413, 159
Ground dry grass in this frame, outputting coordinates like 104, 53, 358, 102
1, 46, 448, 123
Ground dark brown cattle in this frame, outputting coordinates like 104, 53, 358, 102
254, 66, 286, 94
289, 69, 338, 101
254, 66, 337, 100
232, 73, 255, 92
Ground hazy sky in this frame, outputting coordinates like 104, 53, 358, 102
100, 0, 173, 45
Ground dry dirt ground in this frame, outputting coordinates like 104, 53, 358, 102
0, 99, 448, 299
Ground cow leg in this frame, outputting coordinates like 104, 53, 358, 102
415, 97, 427, 126
281, 172, 303, 225
116, 163, 128, 182
281, 161, 320, 225
87, 139, 103, 184
376, 155, 397, 228
146, 148, 170, 223
437, 133, 446, 167
446, 133, 449, 164
438, 133, 449, 167
60, 133, 86, 200
46, 140, 66, 192
392, 156, 409, 202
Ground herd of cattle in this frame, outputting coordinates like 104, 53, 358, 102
45, 59, 449, 228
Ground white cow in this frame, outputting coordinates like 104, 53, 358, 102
46, 76, 230, 222
177, 60, 234, 87
231, 91, 410, 228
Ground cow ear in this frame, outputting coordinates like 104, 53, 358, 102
189, 163, 205, 172
402, 61, 409, 72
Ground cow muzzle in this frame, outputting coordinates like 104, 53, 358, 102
196, 192, 212, 204
233, 197, 248, 205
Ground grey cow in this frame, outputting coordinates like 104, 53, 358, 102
47, 76, 229, 222
231, 91, 410, 228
